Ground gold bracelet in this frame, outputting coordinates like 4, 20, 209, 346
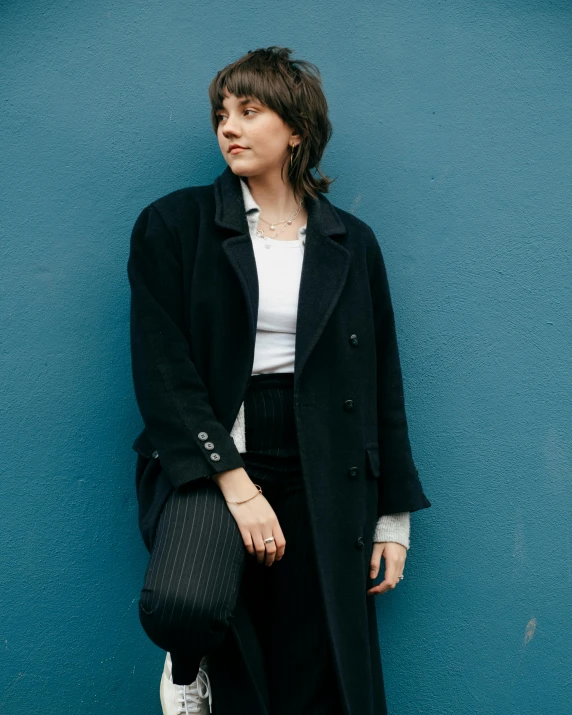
225, 484, 263, 505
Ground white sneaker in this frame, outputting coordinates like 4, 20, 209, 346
160, 651, 212, 714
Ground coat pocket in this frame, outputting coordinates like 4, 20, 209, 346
364, 442, 380, 479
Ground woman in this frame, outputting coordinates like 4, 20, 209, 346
128, 46, 431, 715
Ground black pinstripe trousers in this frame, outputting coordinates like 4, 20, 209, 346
138, 373, 344, 714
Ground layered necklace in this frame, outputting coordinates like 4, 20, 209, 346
254, 197, 305, 248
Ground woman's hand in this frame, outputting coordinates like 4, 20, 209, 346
225, 492, 286, 567
367, 542, 407, 596
212, 468, 286, 567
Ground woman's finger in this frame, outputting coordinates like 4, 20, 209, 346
272, 523, 286, 561
369, 543, 384, 579
262, 532, 278, 567
242, 529, 256, 556
252, 532, 269, 564
368, 566, 400, 595
367, 544, 406, 596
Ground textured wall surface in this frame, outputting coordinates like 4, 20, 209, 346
1, 1, 571, 713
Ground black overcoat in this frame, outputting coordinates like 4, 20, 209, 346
127, 165, 431, 715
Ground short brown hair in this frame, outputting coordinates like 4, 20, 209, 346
208, 46, 334, 201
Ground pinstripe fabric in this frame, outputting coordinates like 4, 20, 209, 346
242, 372, 302, 473
138, 478, 245, 683
138, 373, 344, 713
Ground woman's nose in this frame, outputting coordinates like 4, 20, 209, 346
223, 127, 240, 139
222, 116, 241, 136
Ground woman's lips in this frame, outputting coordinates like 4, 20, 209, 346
230, 147, 248, 154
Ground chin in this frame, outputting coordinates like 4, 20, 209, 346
227, 163, 255, 177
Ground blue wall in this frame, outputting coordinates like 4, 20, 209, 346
1, 1, 570, 713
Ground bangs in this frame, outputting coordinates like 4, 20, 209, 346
209, 65, 289, 118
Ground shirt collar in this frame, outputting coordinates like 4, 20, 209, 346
239, 177, 307, 238
239, 177, 261, 221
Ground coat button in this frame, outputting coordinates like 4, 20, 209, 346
355, 536, 364, 549
343, 399, 355, 412
198, 432, 208, 440
347, 466, 359, 480
210, 453, 221, 461
151, 450, 159, 459
349, 334, 359, 346
204, 441, 214, 450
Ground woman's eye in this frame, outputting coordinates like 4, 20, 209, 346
218, 109, 256, 121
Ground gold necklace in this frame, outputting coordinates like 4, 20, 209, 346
255, 199, 303, 241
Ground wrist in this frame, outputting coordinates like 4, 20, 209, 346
212, 467, 256, 501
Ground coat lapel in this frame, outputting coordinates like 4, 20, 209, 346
213, 165, 350, 387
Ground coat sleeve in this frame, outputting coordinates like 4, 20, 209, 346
366, 227, 431, 516
127, 203, 247, 489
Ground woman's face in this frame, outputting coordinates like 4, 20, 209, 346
216, 89, 299, 178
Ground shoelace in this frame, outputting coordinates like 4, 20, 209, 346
177, 666, 212, 714
195, 668, 212, 713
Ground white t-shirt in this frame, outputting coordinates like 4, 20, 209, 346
240, 177, 306, 375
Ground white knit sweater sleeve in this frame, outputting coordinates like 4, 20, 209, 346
373, 512, 410, 549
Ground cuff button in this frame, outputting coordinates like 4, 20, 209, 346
198, 432, 208, 440
204, 441, 214, 450
210, 453, 221, 461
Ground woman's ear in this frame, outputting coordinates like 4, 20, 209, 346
290, 129, 301, 146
